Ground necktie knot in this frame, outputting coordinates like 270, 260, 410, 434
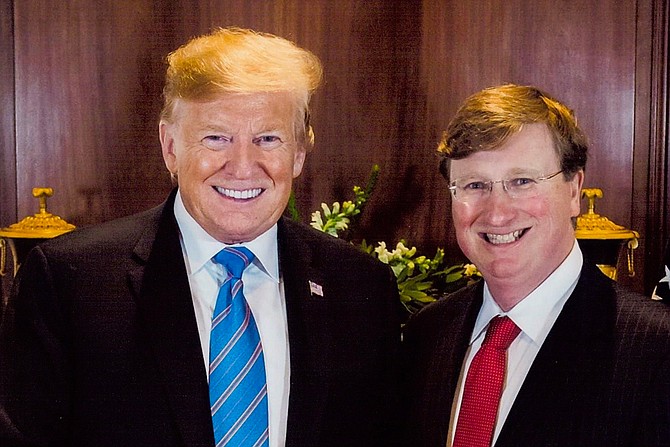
482, 315, 521, 351
214, 246, 255, 279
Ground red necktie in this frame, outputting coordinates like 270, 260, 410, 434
453, 316, 521, 447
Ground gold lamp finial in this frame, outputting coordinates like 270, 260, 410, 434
0, 187, 76, 277
33, 187, 54, 216
582, 188, 603, 216
575, 187, 639, 280
0, 187, 75, 239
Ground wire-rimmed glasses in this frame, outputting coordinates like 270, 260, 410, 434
448, 170, 564, 204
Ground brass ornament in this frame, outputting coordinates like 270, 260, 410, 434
575, 188, 639, 280
0, 188, 75, 277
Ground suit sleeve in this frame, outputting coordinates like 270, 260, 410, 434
633, 352, 670, 444
0, 246, 72, 446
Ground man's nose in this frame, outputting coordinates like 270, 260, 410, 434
481, 181, 516, 220
226, 141, 258, 175
486, 181, 514, 201
488, 180, 509, 196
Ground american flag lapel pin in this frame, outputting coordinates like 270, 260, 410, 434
309, 280, 324, 297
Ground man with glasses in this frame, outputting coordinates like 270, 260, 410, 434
403, 84, 670, 446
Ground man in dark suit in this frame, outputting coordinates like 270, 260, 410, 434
403, 84, 670, 446
0, 27, 401, 446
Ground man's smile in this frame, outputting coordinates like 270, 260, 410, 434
214, 186, 264, 200
483, 228, 528, 245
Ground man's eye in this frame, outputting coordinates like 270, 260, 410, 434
508, 177, 536, 188
253, 135, 284, 149
201, 135, 230, 150
253, 135, 282, 144
462, 181, 487, 191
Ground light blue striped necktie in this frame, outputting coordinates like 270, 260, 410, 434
210, 247, 269, 447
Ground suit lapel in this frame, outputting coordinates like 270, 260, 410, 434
403, 281, 484, 446
496, 263, 616, 446
278, 218, 333, 446
431, 284, 483, 445
129, 192, 215, 447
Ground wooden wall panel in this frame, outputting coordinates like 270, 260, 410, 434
419, 0, 638, 255
13, 1, 172, 226
0, 1, 16, 227
0, 1, 15, 301
416, 0, 669, 292
2, 0, 667, 293
634, 0, 669, 292
165, 0, 427, 249
9, 0, 423, 231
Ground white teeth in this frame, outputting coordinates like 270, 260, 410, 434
215, 187, 262, 200
486, 230, 522, 245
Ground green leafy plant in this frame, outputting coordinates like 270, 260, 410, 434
309, 165, 378, 237
360, 240, 480, 313
293, 165, 481, 314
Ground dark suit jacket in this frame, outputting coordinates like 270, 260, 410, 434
402, 261, 670, 446
0, 190, 401, 446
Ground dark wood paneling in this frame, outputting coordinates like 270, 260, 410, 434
13, 1, 173, 227
0, 0, 16, 303
0, 1, 16, 227
634, 0, 669, 292
10, 0, 424, 233
3, 0, 667, 293
420, 0, 639, 260
164, 0, 427, 250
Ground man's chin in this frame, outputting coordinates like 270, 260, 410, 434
206, 219, 271, 244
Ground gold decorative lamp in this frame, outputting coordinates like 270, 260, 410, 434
0, 188, 75, 278
575, 188, 639, 280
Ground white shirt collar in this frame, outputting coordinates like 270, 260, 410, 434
173, 189, 280, 282
471, 240, 583, 345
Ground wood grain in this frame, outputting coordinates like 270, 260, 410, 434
1, 0, 667, 293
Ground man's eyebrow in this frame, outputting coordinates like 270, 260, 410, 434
505, 168, 546, 176
197, 124, 231, 132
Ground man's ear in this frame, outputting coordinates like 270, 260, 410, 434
292, 146, 307, 178
159, 120, 178, 175
570, 170, 585, 217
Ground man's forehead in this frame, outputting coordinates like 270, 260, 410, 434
171, 93, 296, 122
450, 155, 558, 179
450, 125, 559, 176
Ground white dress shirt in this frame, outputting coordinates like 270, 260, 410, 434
448, 241, 583, 446
173, 191, 290, 447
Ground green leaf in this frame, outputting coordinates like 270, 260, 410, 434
287, 190, 300, 221
444, 272, 465, 283
302, 164, 482, 316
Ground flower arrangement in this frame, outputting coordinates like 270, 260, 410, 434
293, 165, 481, 314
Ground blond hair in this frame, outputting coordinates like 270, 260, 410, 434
161, 27, 323, 147
438, 84, 588, 179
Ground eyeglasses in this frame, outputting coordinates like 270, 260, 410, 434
448, 170, 564, 204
